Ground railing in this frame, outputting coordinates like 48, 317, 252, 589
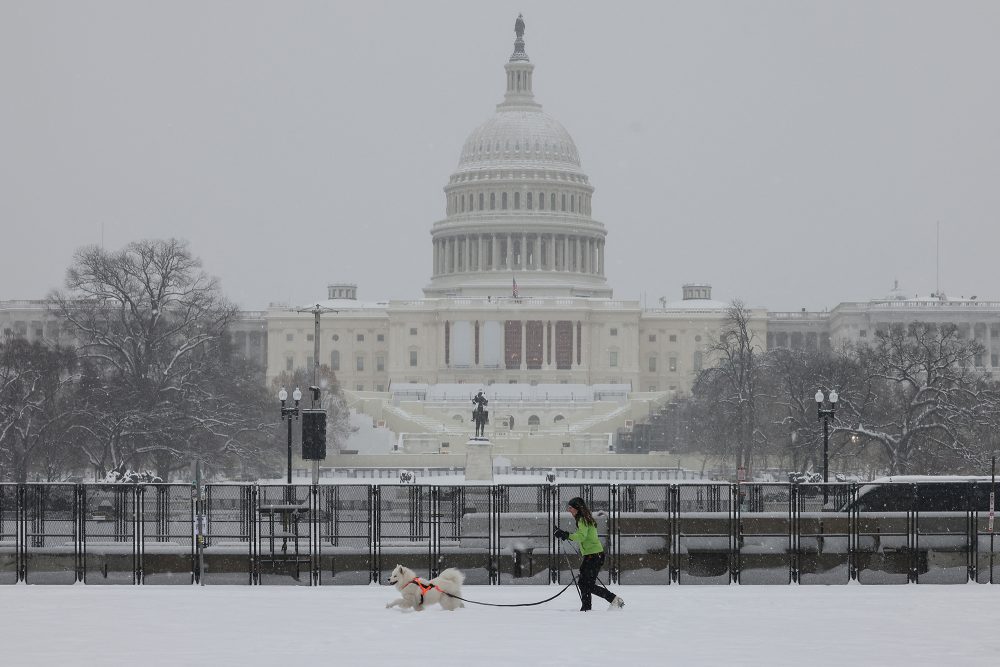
0, 482, 997, 586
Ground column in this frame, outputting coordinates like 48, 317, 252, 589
563, 236, 569, 271
492, 233, 499, 270
465, 234, 472, 271
576, 237, 582, 273
598, 240, 605, 276
534, 234, 541, 270
478, 235, 484, 271
505, 233, 513, 269
433, 240, 439, 276
521, 233, 527, 269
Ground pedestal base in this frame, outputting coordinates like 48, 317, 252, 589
465, 438, 493, 481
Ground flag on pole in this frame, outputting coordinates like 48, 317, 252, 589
512, 275, 518, 298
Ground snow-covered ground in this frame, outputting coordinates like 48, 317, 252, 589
2, 584, 999, 666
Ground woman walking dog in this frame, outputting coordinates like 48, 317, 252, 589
553, 497, 625, 611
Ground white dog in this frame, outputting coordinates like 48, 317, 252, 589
385, 564, 465, 611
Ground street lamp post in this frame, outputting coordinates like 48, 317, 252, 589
279, 387, 303, 484
815, 389, 839, 504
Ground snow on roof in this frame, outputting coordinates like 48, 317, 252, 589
658, 298, 730, 311
293, 299, 388, 311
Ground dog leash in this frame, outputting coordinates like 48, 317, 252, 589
442, 540, 580, 608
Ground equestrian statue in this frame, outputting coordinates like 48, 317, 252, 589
471, 389, 489, 439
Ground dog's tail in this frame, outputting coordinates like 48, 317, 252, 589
436, 568, 465, 587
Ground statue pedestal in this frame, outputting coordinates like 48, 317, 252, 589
465, 438, 493, 481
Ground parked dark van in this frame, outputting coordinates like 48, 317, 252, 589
842, 476, 998, 513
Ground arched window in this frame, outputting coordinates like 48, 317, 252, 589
528, 415, 540, 426
550, 193, 556, 210
553, 415, 565, 424
561, 194, 566, 211
527, 192, 533, 209
479, 193, 484, 210
460, 195, 465, 212
452, 414, 465, 423
539, 192, 544, 210
514, 192, 520, 209
501, 192, 507, 209
490, 193, 496, 210
571, 195, 575, 212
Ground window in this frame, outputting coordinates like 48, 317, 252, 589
331, 350, 340, 371
528, 415, 540, 426
669, 335, 677, 342
695, 335, 702, 342
649, 386, 657, 392
356, 334, 364, 342
286, 333, 294, 342
356, 356, 364, 371
527, 192, 533, 209
332, 334, 339, 341
669, 357, 677, 372
514, 192, 520, 209
550, 193, 556, 210
460, 196, 465, 212
859, 330, 867, 338
648, 334, 656, 342
609, 351, 618, 367
648, 356, 657, 372
992, 353, 999, 368
377, 333, 385, 342
376, 356, 385, 372
490, 193, 496, 210
693, 351, 703, 372
356, 384, 364, 391
479, 193, 484, 210
306, 356, 313, 369
376, 384, 385, 392
410, 327, 418, 336
561, 194, 566, 211
285, 357, 294, 371
306, 334, 313, 342
410, 350, 418, 367
539, 192, 545, 210
501, 192, 508, 209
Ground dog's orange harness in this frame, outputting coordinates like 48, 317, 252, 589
404, 577, 445, 606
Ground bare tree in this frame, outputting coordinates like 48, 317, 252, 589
692, 300, 767, 473
0, 336, 78, 482
840, 322, 993, 474
51, 239, 266, 478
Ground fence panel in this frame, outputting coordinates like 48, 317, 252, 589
856, 484, 912, 584
496, 485, 554, 585
737, 483, 793, 584
675, 483, 734, 584
614, 484, 671, 584
797, 484, 853, 585
439, 485, 493, 585
317, 485, 372, 585
974, 481, 999, 584
256, 485, 312, 585
81, 484, 137, 584
203, 484, 254, 584
23, 484, 78, 584
0, 484, 18, 583
141, 484, 195, 584
376, 485, 431, 582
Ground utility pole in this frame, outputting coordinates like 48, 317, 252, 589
295, 304, 337, 485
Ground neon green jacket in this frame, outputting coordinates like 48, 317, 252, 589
567, 519, 604, 555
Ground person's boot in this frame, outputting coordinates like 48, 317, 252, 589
609, 596, 625, 610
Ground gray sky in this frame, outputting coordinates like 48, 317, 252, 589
2, 1, 998, 312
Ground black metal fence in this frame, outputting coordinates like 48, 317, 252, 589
0, 481, 997, 585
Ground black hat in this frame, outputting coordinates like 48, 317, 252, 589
567, 497, 586, 511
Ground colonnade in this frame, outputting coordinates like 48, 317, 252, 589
432, 233, 605, 277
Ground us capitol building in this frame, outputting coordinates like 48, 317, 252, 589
3, 18, 998, 463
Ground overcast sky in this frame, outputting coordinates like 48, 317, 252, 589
2, 1, 998, 312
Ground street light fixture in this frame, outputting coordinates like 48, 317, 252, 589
279, 387, 303, 484
815, 389, 838, 504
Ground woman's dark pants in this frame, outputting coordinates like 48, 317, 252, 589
578, 552, 615, 611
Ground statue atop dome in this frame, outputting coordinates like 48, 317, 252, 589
510, 14, 528, 62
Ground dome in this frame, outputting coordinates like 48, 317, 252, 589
456, 109, 583, 172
